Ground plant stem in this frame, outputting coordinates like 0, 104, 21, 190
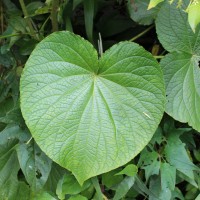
0, 32, 37, 39
91, 177, 103, 200
51, 0, 59, 32
19, 0, 38, 40
129, 25, 154, 42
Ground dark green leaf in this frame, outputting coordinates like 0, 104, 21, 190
102, 169, 123, 188
127, 0, 162, 25
138, 148, 160, 181
113, 176, 135, 200
17, 142, 52, 192
164, 132, 199, 183
0, 139, 20, 200
56, 174, 91, 199
160, 162, 176, 191
84, 0, 94, 42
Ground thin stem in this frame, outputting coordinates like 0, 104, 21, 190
129, 25, 154, 42
19, 0, 38, 40
91, 177, 103, 200
98, 33, 103, 57
0, 32, 36, 39
51, 0, 59, 32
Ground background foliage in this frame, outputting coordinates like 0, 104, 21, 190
0, 0, 200, 199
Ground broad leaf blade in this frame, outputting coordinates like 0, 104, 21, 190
161, 53, 200, 131
20, 31, 165, 184
156, 0, 200, 54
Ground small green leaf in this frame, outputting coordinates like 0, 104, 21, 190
160, 162, 176, 191
115, 164, 138, 177
56, 174, 91, 199
187, 1, 200, 32
113, 176, 135, 200
20, 31, 165, 184
138, 148, 160, 181
164, 131, 199, 182
102, 169, 123, 188
33, 191, 57, 200
148, 0, 164, 10
68, 195, 88, 200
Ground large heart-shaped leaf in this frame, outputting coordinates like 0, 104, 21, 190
20, 31, 165, 184
156, 0, 200, 131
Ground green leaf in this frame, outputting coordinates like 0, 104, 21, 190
113, 176, 135, 200
84, 0, 94, 42
20, 31, 165, 184
115, 164, 138, 177
195, 193, 200, 200
187, 1, 200, 32
0, 124, 30, 144
17, 142, 52, 192
127, 0, 162, 25
164, 130, 199, 183
73, 0, 83, 9
156, 0, 200, 131
102, 169, 123, 188
32, 191, 57, 200
138, 148, 160, 181
44, 162, 67, 194
68, 195, 88, 200
149, 176, 171, 200
160, 162, 176, 191
148, 0, 164, 10
0, 139, 21, 199
161, 53, 200, 131
56, 174, 91, 199
156, 0, 200, 54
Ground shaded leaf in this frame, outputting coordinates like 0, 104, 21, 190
113, 176, 135, 200
164, 131, 199, 183
127, 0, 162, 25
33, 191, 57, 200
160, 162, 176, 191
84, 0, 94, 42
102, 169, 123, 188
0, 139, 20, 200
56, 174, 91, 199
68, 195, 88, 200
115, 164, 138, 177
138, 148, 160, 181
17, 142, 52, 192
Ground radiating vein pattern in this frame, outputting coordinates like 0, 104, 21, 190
20, 31, 165, 184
